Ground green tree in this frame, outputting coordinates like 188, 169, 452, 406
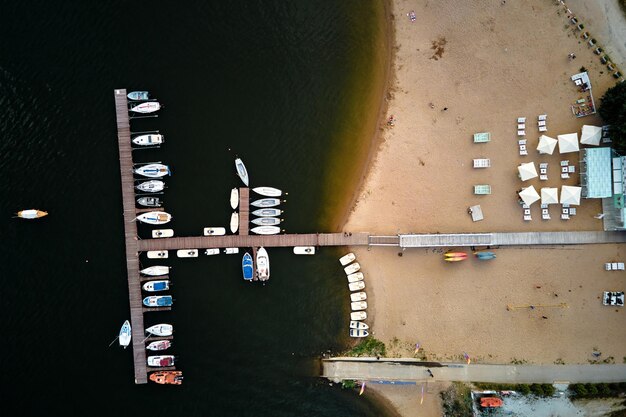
572, 383, 588, 396
599, 81, 626, 152
586, 384, 599, 396
517, 384, 531, 395
542, 384, 556, 397
531, 384, 545, 396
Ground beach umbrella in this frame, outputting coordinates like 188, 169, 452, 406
537, 135, 558, 154
519, 185, 540, 206
558, 133, 580, 154
541, 187, 559, 205
560, 185, 582, 205
518, 162, 538, 181
580, 125, 602, 146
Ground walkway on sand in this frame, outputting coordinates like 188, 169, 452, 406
322, 358, 626, 384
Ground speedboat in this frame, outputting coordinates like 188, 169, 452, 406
177, 249, 198, 258
242, 252, 253, 281
256, 247, 270, 281
143, 295, 173, 307
235, 158, 249, 186
152, 229, 174, 238
251, 217, 281, 226
146, 340, 171, 351
147, 250, 168, 259
351, 301, 367, 311
137, 212, 172, 225
224, 247, 239, 254
251, 198, 281, 208
137, 196, 162, 207
150, 371, 183, 385
230, 188, 239, 209
204, 227, 226, 236
350, 320, 369, 329
147, 355, 175, 367
146, 324, 173, 336
339, 253, 356, 266
350, 329, 369, 338
130, 101, 161, 113
344, 263, 361, 275
252, 186, 283, 197
134, 163, 170, 178
252, 208, 283, 217
349, 281, 365, 292
141, 266, 169, 276
205, 248, 219, 256
347, 272, 364, 283
17, 209, 48, 219
350, 311, 367, 321
142, 280, 170, 292
250, 226, 280, 235
293, 246, 315, 255
136, 180, 165, 193
230, 212, 239, 234
127, 91, 149, 101
119, 320, 131, 348
350, 292, 367, 302
132, 134, 163, 146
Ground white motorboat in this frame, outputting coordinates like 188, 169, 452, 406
235, 158, 249, 186
339, 253, 356, 266
204, 248, 220, 256
251, 198, 281, 208
137, 196, 162, 207
143, 295, 173, 307
141, 266, 170, 276
252, 186, 283, 197
351, 301, 367, 311
134, 163, 170, 178
130, 101, 161, 113
230, 188, 239, 210
147, 251, 168, 259
136, 180, 165, 193
350, 292, 367, 302
17, 209, 49, 219
132, 134, 163, 146
230, 212, 239, 234
252, 208, 283, 217
251, 217, 281, 226
152, 229, 174, 238
119, 320, 131, 348
146, 324, 173, 336
350, 311, 367, 321
142, 280, 170, 292
137, 212, 172, 225
347, 272, 364, 283
349, 281, 365, 292
204, 227, 226, 236
147, 355, 175, 367
344, 263, 361, 275
127, 91, 149, 101
177, 249, 198, 258
350, 320, 369, 330
224, 247, 239, 254
251, 226, 280, 235
256, 247, 270, 281
146, 340, 171, 351
350, 329, 369, 338
293, 246, 315, 255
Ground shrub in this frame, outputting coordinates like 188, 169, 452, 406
346, 337, 386, 357
542, 384, 556, 397
572, 383, 588, 396
598, 383, 611, 396
341, 379, 357, 389
531, 384, 545, 396
517, 384, 531, 395
586, 384, 599, 396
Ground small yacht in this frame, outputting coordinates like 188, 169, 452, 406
137, 196, 162, 207
119, 320, 131, 349
230, 188, 239, 210
250, 226, 280, 235
152, 229, 173, 238
134, 163, 170, 178
143, 295, 173, 307
137, 212, 172, 225
252, 186, 283, 197
136, 180, 165, 193
251, 198, 281, 208
147, 250, 168, 259
146, 340, 172, 351
252, 208, 283, 217
256, 247, 270, 282
230, 212, 239, 234
142, 280, 170, 292
251, 217, 281, 226
17, 209, 48, 219
127, 91, 150, 101
130, 101, 161, 113
146, 324, 173, 336
150, 371, 183, 385
293, 246, 315, 255
204, 227, 226, 236
140, 266, 170, 276
242, 252, 253, 281
235, 158, 249, 186
132, 134, 163, 146
177, 249, 198, 258
147, 355, 175, 367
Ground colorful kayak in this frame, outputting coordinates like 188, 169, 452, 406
242, 252, 253, 281
475, 251, 496, 260
445, 252, 468, 258
444, 256, 467, 262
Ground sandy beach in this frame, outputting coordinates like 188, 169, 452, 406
342, 0, 626, 415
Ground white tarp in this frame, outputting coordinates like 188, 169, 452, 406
560, 185, 582, 205
537, 135, 558, 154
558, 133, 580, 153
580, 125, 602, 146
541, 187, 559, 205
519, 185, 540, 206
518, 162, 538, 181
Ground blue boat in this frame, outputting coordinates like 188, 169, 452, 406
127, 91, 150, 101
142, 280, 170, 292
143, 295, 173, 307
475, 251, 496, 260
242, 252, 253, 281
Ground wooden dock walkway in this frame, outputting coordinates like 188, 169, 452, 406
239, 187, 249, 236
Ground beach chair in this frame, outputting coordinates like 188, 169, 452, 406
524, 214, 532, 221
560, 160, 569, 166
473, 132, 491, 143
568, 165, 576, 173
542, 209, 550, 220
517, 124, 525, 130
522, 203, 530, 209
540, 174, 548, 181
569, 207, 577, 216
474, 185, 492, 195
605, 262, 613, 271
541, 203, 548, 209
538, 120, 546, 127
517, 117, 526, 123
539, 126, 548, 132
539, 162, 548, 169
612, 263, 619, 270
517, 130, 526, 136
473, 158, 491, 168
519, 149, 528, 156
518, 139, 527, 145
561, 213, 570, 220
561, 172, 570, 179
617, 263, 625, 270
538, 114, 547, 121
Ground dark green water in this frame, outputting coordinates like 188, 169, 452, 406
0, 1, 387, 416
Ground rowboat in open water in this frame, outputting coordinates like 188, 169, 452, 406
119, 320, 131, 348
204, 227, 226, 236
349, 281, 365, 292
146, 324, 173, 336
134, 163, 170, 178
143, 295, 173, 307
242, 252, 253, 281
142, 280, 170, 292
251, 198, 281, 208
17, 209, 48, 219
127, 91, 149, 101
344, 263, 361, 275
147, 355, 175, 367
137, 212, 172, 225
350, 320, 369, 329
137, 196, 162, 207
251, 217, 281, 226
256, 247, 270, 282
230, 212, 239, 234
350, 292, 367, 302
136, 180, 164, 193
150, 371, 183, 385
252, 208, 283, 217
251, 225, 280, 235
235, 158, 249, 186
130, 101, 161, 113
141, 266, 170, 276
230, 188, 239, 209
252, 186, 283, 197
152, 229, 173, 238
339, 253, 356, 266
132, 134, 163, 146
146, 340, 171, 351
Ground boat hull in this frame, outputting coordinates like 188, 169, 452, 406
351, 301, 367, 311
251, 217, 281, 226
347, 272, 364, 283
146, 340, 171, 351
136, 180, 165, 193
119, 320, 131, 348
130, 101, 161, 113
137, 197, 162, 207
293, 246, 315, 255
235, 158, 249, 186
350, 311, 367, 321
152, 229, 173, 238
256, 247, 270, 281
150, 371, 183, 385
339, 253, 356, 266
350, 292, 367, 302
204, 248, 220, 256
132, 134, 163, 146
242, 252, 253, 281
146, 324, 173, 336
134, 163, 170, 178
142, 280, 170, 292
230, 212, 239, 234
350, 329, 369, 338
147, 251, 168, 259
141, 266, 170, 276
224, 247, 239, 254
230, 188, 239, 209
204, 227, 226, 236
17, 209, 48, 219
127, 91, 149, 101
177, 249, 198, 258
350, 320, 369, 329
344, 263, 361, 275
251, 198, 281, 208
137, 212, 172, 225
252, 208, 283, 217
147, 355, 175, 367
349, 281, 365, 292
251, 226, 280, 235
252, 186, 282, 197
143, 296, 173, 307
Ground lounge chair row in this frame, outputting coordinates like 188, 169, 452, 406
605, 262, 625, 271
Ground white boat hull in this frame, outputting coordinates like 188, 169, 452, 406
251, 226, 280, 235
141, 266, 170, 276
142, 280, 170, 292
146, 324, 173, 336
224, 247, 239, 254
349, 281, 365, 292
252, 208, 283, 217
351, 301, 367, 311
350, 311, 367, 321
127, 91, 149, 101
251, 217, 281, 226
252, 186, 282, 197
230, 212, 239, 234
293, 246, 315, 255
251, 198, 281, 208
119, 320, 131, 348
339, 253, 356, 266
130, 101, 161, 113
350, 292, 367, 302
147, 251, 168, 259
177, 249, 198, 258
204, 227, 226, 236
137, 212, 172, 225
204, 248, 220, 256
347, 272, 364, 283
350, 329, 369, 338
230, 188, 239, 209
152, 229, 174, 238
134, 163, 170, 178
146, 340, 171, 351
344, 263, 361, 275
147, 355, 175, 367
132, 134, 163, 146
235, 158, 249, 186
17, 209, 48, 219
350, 320, 369, 329
256, 247, 270, 281
136, 180, 165, 193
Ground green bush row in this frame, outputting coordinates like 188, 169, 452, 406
570, 383, 626, 398
473, 382, 555, 397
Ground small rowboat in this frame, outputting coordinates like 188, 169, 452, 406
177, 249, 198, 258
251, 198, 281, 208
347, 272, 364, 283
134, 163, 170, 178
350, 320, 369, 329
349, 281, 365, 292
142, 280, 170, 292
293, 246, 315, 255
204, 227, 226, 236
119, 320, 131, 348
351, 301, 367, 311
350, 329, 369, 338
150, 371, 183, 385
445, 252, 467, 258
339, 253, 356, 266
235, 158, 249, 186
146, 340, 171, 351
252, 208, 283, 217
344, 263, 361, 275
137, 212, 172, 225
132, 134, 163, 146
136, 180, 164, 193
152, 229, 173, 238
127, 91, 149, 101
230, 212, 239, 234
224, 247, 239, 254
230, 188, 239, 210
444, 256, 467, 262
146, 324, 173, 336
130, 101, 161, 113
141, 266, 169, 276
251, 226, 281, 235
350, 311, 367, 321
147, 251, 168, 259
143, 295, 173, 307
350, 292, 367, 302
252, 187, 283, 197
17, 209, 48, 219
137, 196, 162, 207
251, 217, 281, 226
204, 248, 219, 256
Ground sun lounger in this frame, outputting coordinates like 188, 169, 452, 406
618, 263, 625, 270
519, 144, 526, 151
605, 262, 613, 270
473, 158, 491, 168
517, 124, 525, 130
524, 214, 532, 221
517, 130, 526, 136
468, 205, 484, 222
517, 117, 526, 123
612, 263, 619, 270
474, 185, 491, 195
518, 139, 527, 145
522, 203, 529, 209
539, 126, 547, 132
568, 165, 576, 173
561, 173, 570, 179
562, 203, 570, 208
473, 132, 491, 143
541, 203, 548, 209
560, 160, 569, 166
519, 149, 528, 156
539, 162, 548, 169
569, 207, 576, 215
540, 174, 548, 181
538, 114, 547, 121
561, 213, 570, 220
542, 209, 550, 220
538, 120, 546, 127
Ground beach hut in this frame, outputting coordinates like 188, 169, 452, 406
580, 125, 602, 146
519, 185, 540, 206
537, 135, 558, 154
518, 162, 538, 181
560, 185, 582, 205
541, 187, 559, 205
558, 133, 580, 154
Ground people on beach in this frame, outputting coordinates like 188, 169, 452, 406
426, 369, 434, 378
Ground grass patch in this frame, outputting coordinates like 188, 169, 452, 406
441, 382, 473, 417
345, 337, 386, 357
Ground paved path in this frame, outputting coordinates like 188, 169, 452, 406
322, 358, 626, 384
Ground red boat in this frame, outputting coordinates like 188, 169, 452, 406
149, 371, 183, 385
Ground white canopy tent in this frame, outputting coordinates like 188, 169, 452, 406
558, 133, 580, 153
541, 187, 559, 205
560, 185, 582, 205
580, 125, 602, 146
519, 185, 540, 206
518, 162, 538, 181
537, 135, 558, 154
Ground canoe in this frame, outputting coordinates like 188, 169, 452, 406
242, 252, 253, 281
130, 101, 161, 113
224, 247, 239, 254
344, 263, 361, 275
252, 208, 283, 217
251, 217, 281, 226
147, 251, 168, 259
347, 272, 364, 283
349, 281, 365, 292
137, 212, 172, 225
350, 311, 367, 321
136, 180, 165, 193
149, 371, 183, 385
256, 247, 270, 282
445, 252, 468, 258
252, 186, 283, 197
350, 320, 369, 329
230, 212, 239, 234
350, 329, 369, 338
350, 292, 367, 302
177, 249, 198, 258
142, 280, 170, 292
475, 251, 496, 260
204, 248, 220, 256
293, 246, 315, 255
134, 163, 170, 178
444, 256, 467, 262
251, 225, 280, 235
152, 229, 173, 238
146, 324, 173, 336
146, 340, 171, 351
127, 91, 149, 101
132, 134, 163, 146
251, 198, 281, 208
141, 266, 170, 276
351, 301, 367, 311
339, 253, 356, 266
143, 295, 173, 307
235, 158, 249, 186
137, 196, 162, 207
230, 188, 239, 210
119, 320, 131, 348
204, 227, 226, 236
17, 209, 48, 219
148, 355, 175, 367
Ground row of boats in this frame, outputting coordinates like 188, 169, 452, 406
339, 253, 369, 338
242, 248, 270, 281
444, 251, 497, 262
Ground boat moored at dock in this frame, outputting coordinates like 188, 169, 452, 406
251, 217, 282, 226
137, 212, 172, 225
119, 320, 131, 348
143, 295, 173, 307
242, 252, 253, 281
250, 225, 281, 235
130, 101, 161, 113
136, 180, 165, 193
235, 158, 249, 186
137, 196, 162, 207
256, 247, 270, 282
204, 227, 226, 236
293, 246, 315, 255
132, 134, 163, 146
146, 340, 171, 351
230, 188, 239, 209
150, 371, 183, 385
134, 163, 170, 178
127, 91, 150, 101
147, 250, 168, 259
252, 186, 283, 197
224, 247, 239, 254
344, 263, 361, 275
147, 355, 175, 367
204, 248, 219, 256
251, 198, 281, 208
146, 324, 173, 336
339, 253, 356, 266
142, 280, 170, 292
230, 212, 239, 234
252, 208, 283, 217
17, 209, 48, 219
152, 229, 174, 238
141, 266, 170, 276
177, 249, 198, 258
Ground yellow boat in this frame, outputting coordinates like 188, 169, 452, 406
17, 209, 48, 219
445, 256, 467, 262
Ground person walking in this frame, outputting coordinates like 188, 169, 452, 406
427, 369, 434, 378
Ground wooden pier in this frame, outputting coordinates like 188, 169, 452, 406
239, 187, 249, 236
